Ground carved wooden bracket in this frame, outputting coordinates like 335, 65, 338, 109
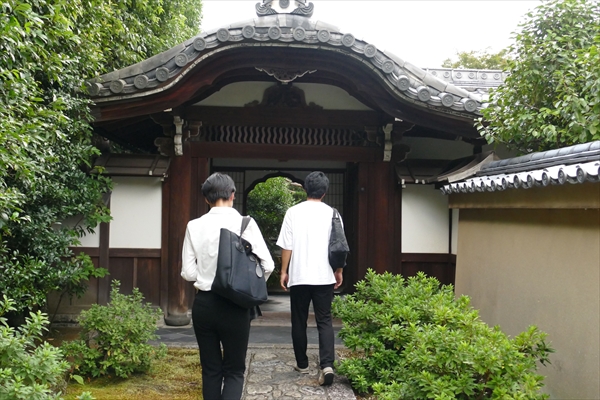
383, 124, 393, 162
186, 120, 202, 140
390, 119, 414, 163
151, 113, 202, 156
150, 112, 175, 137
173, 116, 184, 156
364, 126, 379, 147
154, 137, 174, 157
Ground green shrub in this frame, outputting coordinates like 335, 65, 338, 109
332, 270, 554, 399
0, 295, 69, 400
61, 281, 167, 379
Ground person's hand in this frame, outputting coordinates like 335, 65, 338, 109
334, 268, 343, 289
280, 271, 289, 291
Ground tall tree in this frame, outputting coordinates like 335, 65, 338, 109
0, 0, 203, 313
478, 0, 600, 153
442, 48, 509, 70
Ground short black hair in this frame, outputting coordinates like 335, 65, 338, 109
304, 171, 329, 199
201, 173, 236, 204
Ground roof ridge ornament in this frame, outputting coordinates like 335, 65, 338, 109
256, 0, 314, 18
256, 67, 316, 83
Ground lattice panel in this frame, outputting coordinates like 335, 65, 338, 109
199, 126, 365, 147
211, 170, 345, 217
323, 173, 344, 216
211, 170, 245, 214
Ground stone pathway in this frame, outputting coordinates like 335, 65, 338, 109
152, 294, 356, 399
244, 347, 356, 400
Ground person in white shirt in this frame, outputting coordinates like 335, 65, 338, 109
276, 171, 344, 386
181, 172, 274, 400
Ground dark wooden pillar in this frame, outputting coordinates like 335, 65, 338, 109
97, 198, 111, 305
184, 156, 210, 310
195, 157, 210, 217
355, 161, 401, 279
164, 143, 193, 326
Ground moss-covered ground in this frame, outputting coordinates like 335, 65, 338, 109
63, 348, 202, 400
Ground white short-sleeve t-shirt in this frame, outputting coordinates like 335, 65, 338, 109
276, 201, 336, 287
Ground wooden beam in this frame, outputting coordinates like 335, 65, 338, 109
185, 106, 386, 128
69, 247, 100, 257
108, 248, 161, 258
401, 253, 457, 263
190, 142, 382, 162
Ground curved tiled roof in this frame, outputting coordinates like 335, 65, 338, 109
87, 8, 505, 116
440, 141, 600, 194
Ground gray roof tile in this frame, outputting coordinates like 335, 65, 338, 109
89, 7, 492, 117
422, 73, 448, 92
403, 61, 427, 80
383, 50, 406, 68
440, 141, 600, 194
444, 84, 470, 98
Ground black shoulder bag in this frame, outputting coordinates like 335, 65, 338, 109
212, 217, 268, 308
329, 208, 349, 270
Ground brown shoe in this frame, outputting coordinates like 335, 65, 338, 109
294, 365, 309, 374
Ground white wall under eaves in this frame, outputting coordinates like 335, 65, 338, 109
197, 81, 373, 110
402, 184, 451, 254
109, 177, 162, 249
62, 216, 100, 248
403, 137, 519, 161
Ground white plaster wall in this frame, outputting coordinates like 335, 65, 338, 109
403, 138, 520, 161
61, 216, 100, 247
402, 184, 450, 253
198, 82, 272, 107
77, 227, 100, 247
294, 83, 372, 110
197, 82, 372, 110
109, 177, 162, 249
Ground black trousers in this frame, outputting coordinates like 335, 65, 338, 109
289, 284, 335, 370
192, 290, 251, 400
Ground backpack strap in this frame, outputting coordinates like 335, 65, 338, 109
241, 216, 251, 235
237, 216, 253, 251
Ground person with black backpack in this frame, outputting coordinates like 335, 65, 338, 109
181, 172, 274, 400
276, 171, 345, 386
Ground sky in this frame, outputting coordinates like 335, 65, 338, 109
200, 0, 542, 68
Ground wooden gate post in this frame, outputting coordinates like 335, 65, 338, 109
355, 161, 402, 276
164, 144, 194, 326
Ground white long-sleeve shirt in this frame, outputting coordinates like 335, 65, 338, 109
181, 207, 274, 291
